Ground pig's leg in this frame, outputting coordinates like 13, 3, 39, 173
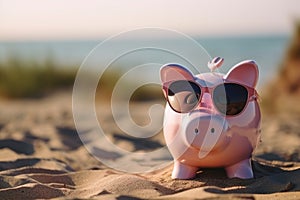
225, 158, 253, 179
172, 161, 198, 179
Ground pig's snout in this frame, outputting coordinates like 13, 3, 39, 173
184, 113, 229, 157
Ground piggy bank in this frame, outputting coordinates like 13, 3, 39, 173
160, 59, 261, 179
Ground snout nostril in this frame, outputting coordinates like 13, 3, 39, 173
194, 128, 199, 135
211, 128, 215, 133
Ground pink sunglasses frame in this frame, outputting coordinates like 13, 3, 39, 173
162, 79, 258, 116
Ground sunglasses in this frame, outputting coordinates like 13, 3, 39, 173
163, 80, 258, 116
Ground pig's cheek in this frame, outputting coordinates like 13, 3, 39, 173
163, 122, 179, 143
163, 104, 183, 143
227, 101, 261, 128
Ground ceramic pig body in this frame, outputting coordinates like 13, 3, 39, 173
161, 61, 261, 179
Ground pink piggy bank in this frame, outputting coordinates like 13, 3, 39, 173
160, 59, 261, 179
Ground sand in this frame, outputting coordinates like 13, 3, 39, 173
0, 91, 299, 200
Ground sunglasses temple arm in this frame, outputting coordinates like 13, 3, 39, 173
250, 90, 260, 102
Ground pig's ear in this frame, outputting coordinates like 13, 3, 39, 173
160, 64, 194, 83
224, 60, 259, 87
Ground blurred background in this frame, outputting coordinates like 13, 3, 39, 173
0, 0, 300, 166
0, 0, 299, 100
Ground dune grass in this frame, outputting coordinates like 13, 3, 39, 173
261, 22, 300, 115
0, 57, 163, 101
96, 69, 163, 102
0, 57, 77, 98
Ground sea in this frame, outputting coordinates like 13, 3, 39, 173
0, 35, 289, 89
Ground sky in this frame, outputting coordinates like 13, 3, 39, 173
1, 0, 300, 41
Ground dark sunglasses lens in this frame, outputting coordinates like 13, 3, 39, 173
168, 80, 200, 113
213, 83, 248, 116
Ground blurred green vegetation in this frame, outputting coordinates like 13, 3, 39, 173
130, 84, 164, 102
0, 57, 77, 98
0, 56, 163, 101
96, 69, 163, 102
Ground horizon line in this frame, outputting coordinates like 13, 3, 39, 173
0, 33, 290, 43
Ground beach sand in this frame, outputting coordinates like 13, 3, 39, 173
0, 90, 299, 200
